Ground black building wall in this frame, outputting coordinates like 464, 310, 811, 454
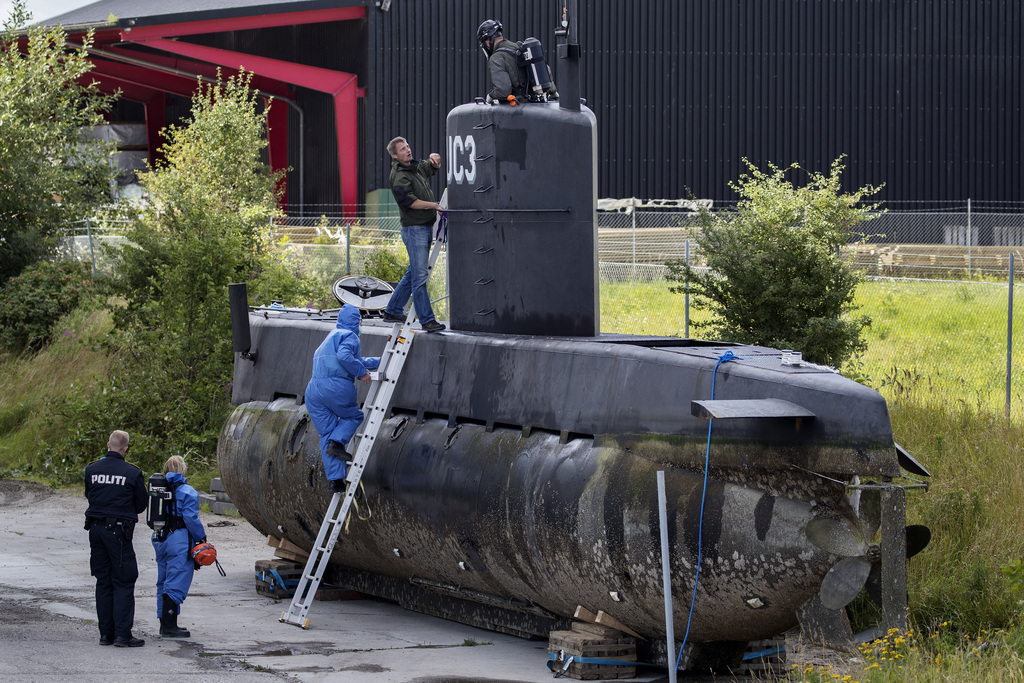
181, 0, 1022, 206
366, 0, 1021, 205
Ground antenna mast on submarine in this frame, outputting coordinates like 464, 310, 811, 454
555, 0, 581, 112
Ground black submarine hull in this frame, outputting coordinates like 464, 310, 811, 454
218, 313, 896, 644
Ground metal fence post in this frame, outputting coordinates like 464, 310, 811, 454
346, 223, 352, 275
1008, 252, 1014, 418
85, 218, 97, 278
631, 204, 637, 280
967, 198, 972, 277
684, 239, 690, 339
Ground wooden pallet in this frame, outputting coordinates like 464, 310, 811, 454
255, 558, 302, 598
548, 627, 637, 680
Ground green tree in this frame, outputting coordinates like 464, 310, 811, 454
666, 158, 879, 368
53, 71, 315, 478
0, 1, 116, 286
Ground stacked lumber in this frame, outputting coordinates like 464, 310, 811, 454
548, 607, 639, 680
254, 558, 302, 599
266, 535, 309, 562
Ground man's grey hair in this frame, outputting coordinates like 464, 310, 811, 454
108, 430, 129, 452
387, 136, 407, 156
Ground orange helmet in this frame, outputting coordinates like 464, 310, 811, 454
190, 541, 217, 566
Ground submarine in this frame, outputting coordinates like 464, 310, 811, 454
218, 1, 928, 670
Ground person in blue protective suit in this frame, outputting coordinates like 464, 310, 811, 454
305, 304, 381, 492
151, 455, 206, 638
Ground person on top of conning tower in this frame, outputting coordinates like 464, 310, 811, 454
477, 19, 558, 104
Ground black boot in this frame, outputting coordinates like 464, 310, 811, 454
326, 440, 351, 459
160, 594, 191, 638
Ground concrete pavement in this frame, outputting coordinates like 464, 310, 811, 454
0, 479, 669, 682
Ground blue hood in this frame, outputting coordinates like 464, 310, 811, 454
336, 304, 361, 334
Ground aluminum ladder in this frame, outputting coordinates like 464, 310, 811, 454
280, 205, 448, 629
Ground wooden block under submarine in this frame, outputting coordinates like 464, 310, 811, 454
570, 621, 624, 638
548, 629, 637, 680
255, 558, 302, 598
573, 605, 645, 640
268, 536, 309, 562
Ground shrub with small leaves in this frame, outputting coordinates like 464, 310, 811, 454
0, 260, 94, 352
361, 242, 409, 283
666, 157, 879, 368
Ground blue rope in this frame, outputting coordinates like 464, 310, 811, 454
675, 349, 736, 671
255, 568, 298, 596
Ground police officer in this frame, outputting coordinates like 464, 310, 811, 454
84, 430, 148, 647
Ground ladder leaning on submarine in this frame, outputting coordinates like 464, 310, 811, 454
270, 197, 449, 628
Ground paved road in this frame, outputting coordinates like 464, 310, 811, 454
0, 479, 672, 683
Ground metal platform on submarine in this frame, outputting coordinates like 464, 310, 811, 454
218, 1, 928, 671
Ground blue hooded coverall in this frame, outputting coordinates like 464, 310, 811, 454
152, 472, 206, 614
305, 305, 380, 482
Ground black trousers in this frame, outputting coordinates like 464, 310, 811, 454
89, 521, 139, 640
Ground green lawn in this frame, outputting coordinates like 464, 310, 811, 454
600, 277, 1024, 417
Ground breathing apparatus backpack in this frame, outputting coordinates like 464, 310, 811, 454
519, 37, 557, 101
147, 472, 184, 535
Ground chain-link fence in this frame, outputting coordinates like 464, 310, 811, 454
59, 201, 1024, 417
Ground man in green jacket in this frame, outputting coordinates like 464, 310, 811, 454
381, 136, 446, 333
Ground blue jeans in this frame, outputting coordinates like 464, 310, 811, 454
385, 224, 435, 324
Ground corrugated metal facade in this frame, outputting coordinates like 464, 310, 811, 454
189, 0, 1023, 205
366, 0, 1022, 204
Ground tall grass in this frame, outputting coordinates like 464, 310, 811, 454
0, 307, 111, 477
854, 279, 1021, 416
601, 277, 1024, 677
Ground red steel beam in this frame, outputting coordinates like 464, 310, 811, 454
84, 72, 159, 103
90, 59, 204, 98
118, 5, 365, 40
134, 38, 356, 94
89, 46, 296, 204
96, 45, 290, 97
130, 37, 362, 211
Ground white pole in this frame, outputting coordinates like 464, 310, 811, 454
657, 471, 678, 683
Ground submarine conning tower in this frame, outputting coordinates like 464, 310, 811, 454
446, 3, 598, 336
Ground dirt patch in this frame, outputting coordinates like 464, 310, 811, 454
0, 478, 59, 507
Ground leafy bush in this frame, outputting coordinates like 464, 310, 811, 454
666, 157, 879, 368
361, 242, 409, 283
0, 2, 116, 286
0, 260, 94, 352
52, 71, 315, 472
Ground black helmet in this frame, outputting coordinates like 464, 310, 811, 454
477, 19, 502, 45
